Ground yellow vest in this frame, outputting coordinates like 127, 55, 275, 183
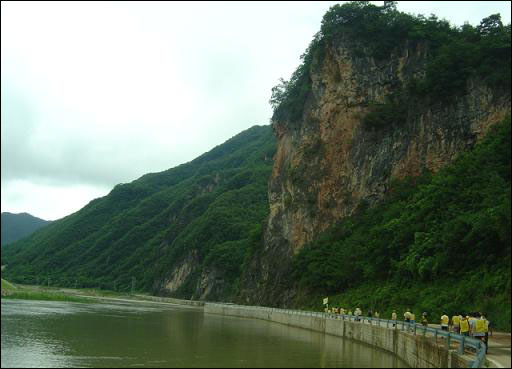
410, 313, 416, 320
441, 315, 449, 325
452, 315, 460, 326
475, 319, 486, 333
460, 319, 470, 333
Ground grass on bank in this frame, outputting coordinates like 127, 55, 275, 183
1, 278, 101, 303
1, 279, 151, 304
2, 290, 92, 303
1, 278, 17, 291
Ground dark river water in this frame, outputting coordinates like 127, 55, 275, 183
1, 299, 406, 368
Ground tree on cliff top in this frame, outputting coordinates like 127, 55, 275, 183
270, 2, 511, 125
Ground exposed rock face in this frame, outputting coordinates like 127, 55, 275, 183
160, 253, 232, 301
240, 38, 510, 306
192, 268, 229, 301
163, 250, 197, 293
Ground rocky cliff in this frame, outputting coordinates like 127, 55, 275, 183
240, 34, 511, 306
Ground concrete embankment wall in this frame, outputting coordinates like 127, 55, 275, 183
204, 304, 470, 368
135, 295, 204, 306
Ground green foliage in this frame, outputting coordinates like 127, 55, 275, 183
271, 2, 511, 126
293, 117, 511, 331
2, 125, 276, 301
362, 99, 407, 130
3, 290, 91, 303
1, 278, 17, 291
301, 269, 511, 331
269, 33, 323, 124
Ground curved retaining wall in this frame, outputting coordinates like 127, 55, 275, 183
134, 294, 204, 306
204, 303, 471, 368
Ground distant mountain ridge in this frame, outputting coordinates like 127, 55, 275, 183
1, 212, 51, 246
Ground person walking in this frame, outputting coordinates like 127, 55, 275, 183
404, 309, 411, 323
460, 315, 470, 336
404, 308, 411, 331
472, 313, 487, 345
421, 312, 428, 326
469, 312, 478, 337
355, 307, 362, 322
451, 313, 461, 333
392, 310, 397, 327
480, 313, 490, 354
409, 311, 416, 332
441, 313, 449, 331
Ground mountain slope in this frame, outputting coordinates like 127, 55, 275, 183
2, 125, 275, 300
1, 212, 51, 246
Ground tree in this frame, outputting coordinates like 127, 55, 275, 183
477, 14, 503, 36
383, 1, 397, 12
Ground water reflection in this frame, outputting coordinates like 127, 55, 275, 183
2, 300, 405, 368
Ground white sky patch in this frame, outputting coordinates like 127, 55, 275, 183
2, 180, 109, 221
1, 1, 511, 220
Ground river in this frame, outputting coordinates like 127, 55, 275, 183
1, 299, 406, 368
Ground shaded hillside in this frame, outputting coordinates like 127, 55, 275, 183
2, 125, 275, 301
1, 212, 51, 246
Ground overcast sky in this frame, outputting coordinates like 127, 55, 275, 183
2, 1, 510, 221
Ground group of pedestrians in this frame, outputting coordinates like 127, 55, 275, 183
325, 306, 491, 353
325, 306, 380, 323
442, 311, 491, 353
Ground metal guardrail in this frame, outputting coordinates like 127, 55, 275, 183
207, 303, 486, 368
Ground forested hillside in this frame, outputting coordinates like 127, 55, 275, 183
1, 212, 51, 246
2, 125, 275, 300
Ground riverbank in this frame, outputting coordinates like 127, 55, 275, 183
1, 278, 17, 292
0, 281, 203, 308
1, 280, 98, 303
1, 281, 141, 303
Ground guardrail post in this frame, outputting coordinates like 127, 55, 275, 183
458, 335, 465, 354
445, 332, 451, 350
480, 342, 486, 368
434, 329, 437, 342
